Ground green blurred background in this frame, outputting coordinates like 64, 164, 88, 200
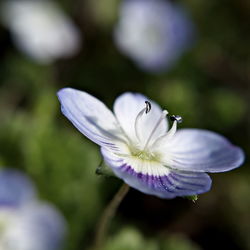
0, 0, 249, 249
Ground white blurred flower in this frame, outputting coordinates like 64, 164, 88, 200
0, 169, 66, 250
114, 0, 195, 72
1, 0, 81, 64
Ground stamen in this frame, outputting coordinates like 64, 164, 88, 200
143, 110, 168, 150
165, 120, 177, 138
135, 101, 151, 141
151, 114, 182, 148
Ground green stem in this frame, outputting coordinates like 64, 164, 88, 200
93, 183, 130, 250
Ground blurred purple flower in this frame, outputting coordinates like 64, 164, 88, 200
0, 170, 36, 207
1, 0, 81, 64
114, 0, 195, 72
57, 88, 244, 199
0, 169, 66, 250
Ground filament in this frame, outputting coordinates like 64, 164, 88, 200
143, 110, 168, 150
134, 101, 151, 141
151, 119, 178, 149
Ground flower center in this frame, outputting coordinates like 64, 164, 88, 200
130, 147, 161, 162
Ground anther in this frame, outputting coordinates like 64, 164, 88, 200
170, 115, 183, 124
145, 101, 151, 114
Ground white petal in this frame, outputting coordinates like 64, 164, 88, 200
161, 129, 244, 173
113, 92, 168, 146
101, 147, 211, 199
58, 88, 126, 151
1, 0, 81, 63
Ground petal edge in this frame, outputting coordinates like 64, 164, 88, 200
57, 88, 125, 151
162, 129, 245, 173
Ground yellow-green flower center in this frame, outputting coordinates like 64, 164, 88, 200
130, 147, 161, 162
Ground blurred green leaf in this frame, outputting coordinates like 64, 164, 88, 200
87, 0, 120, 28
104, 227, 158, 250
209, 89, 246, 129
162, 234, 201, 250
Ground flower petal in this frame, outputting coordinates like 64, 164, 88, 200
0, 169, 36, 207
161, 129, 244, 173
101, 147, 211, 199
113, 0, 195, 72
113, 92, 168, 146
57, 88, 126, 151
2, 202, 66, 250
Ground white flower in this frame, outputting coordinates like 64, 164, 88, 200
114, 0, 194, 72
1, 0, 81, 64
0, 169, 66, 250
58, 88, 244, 198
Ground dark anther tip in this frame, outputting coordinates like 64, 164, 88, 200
170, 115, 183, 123
145, 101, 151, 114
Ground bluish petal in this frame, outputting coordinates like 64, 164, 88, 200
57, 88, 126, 151
0, 169, 36, 207
2, 202, 66, 250
162, 129, 244, 173
114, 0, 194, 72
101, 147, 211, 199
113, 92, 168, 145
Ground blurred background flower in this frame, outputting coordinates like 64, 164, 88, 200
114, 0, 194, 73
0, 0, 249, 249
1, 0, 81, 64
0, 169, 66, 250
